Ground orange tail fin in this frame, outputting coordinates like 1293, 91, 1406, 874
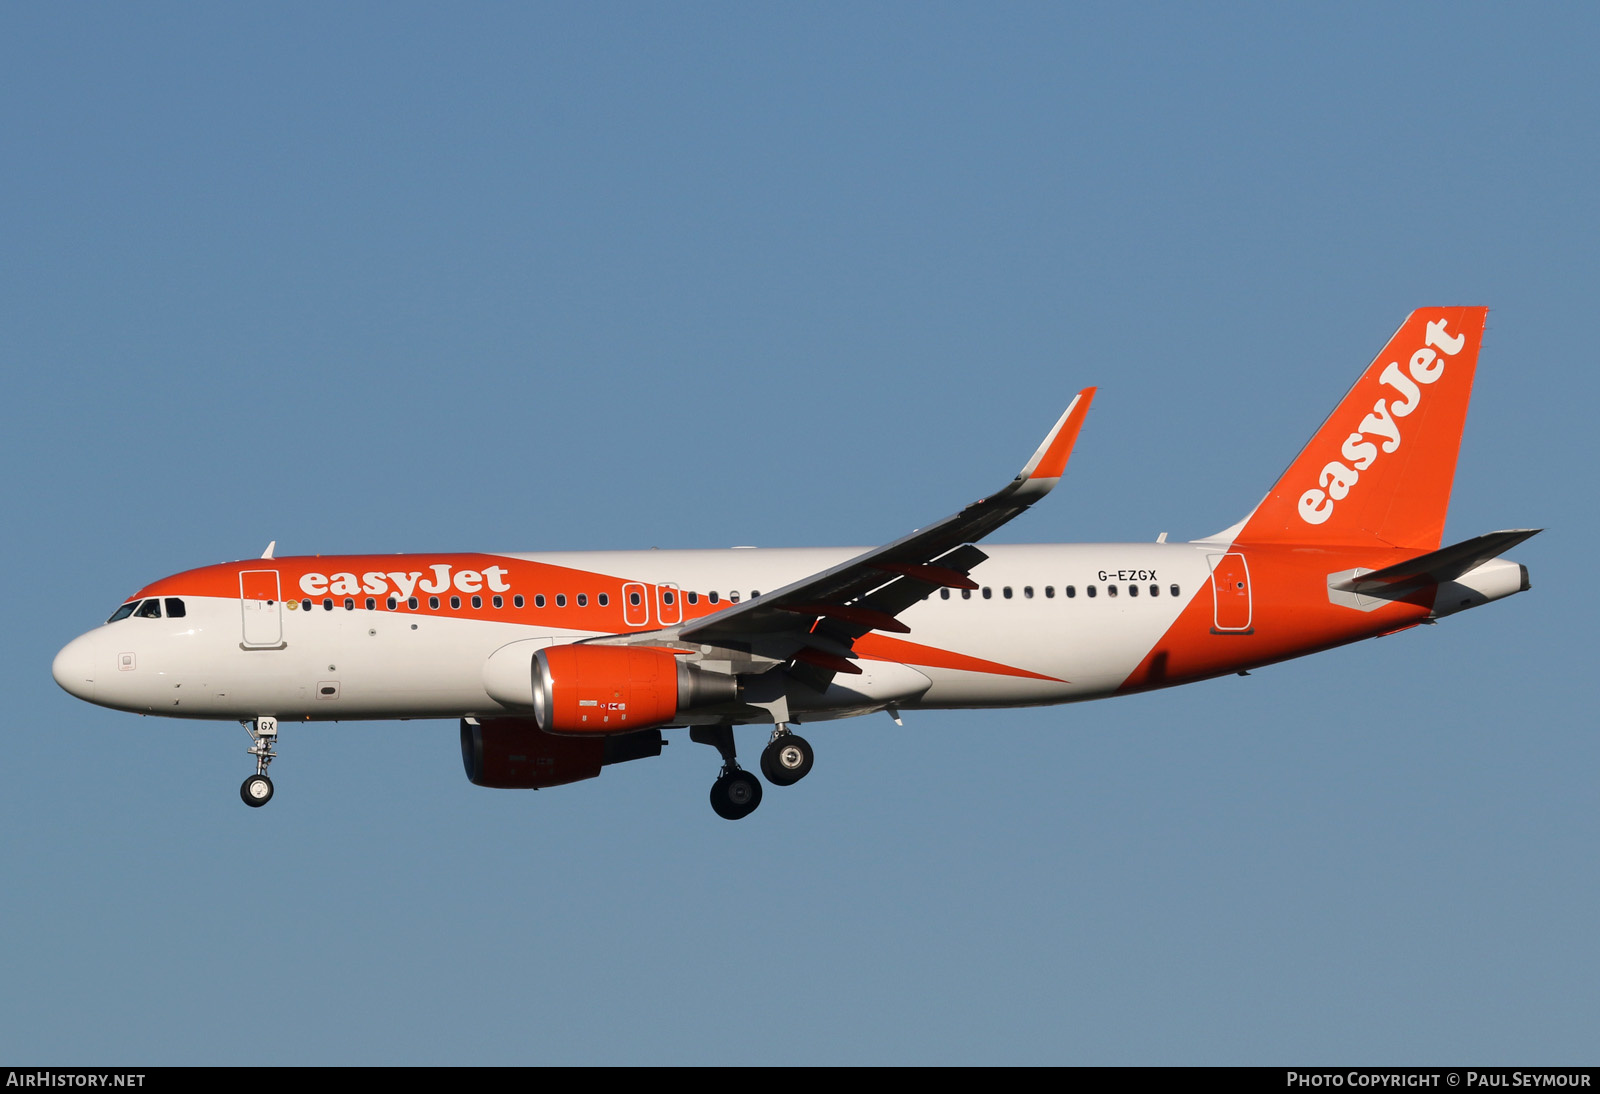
1232, 307, 1487, 550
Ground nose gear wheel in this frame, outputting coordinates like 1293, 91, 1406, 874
240, 717, 279, 808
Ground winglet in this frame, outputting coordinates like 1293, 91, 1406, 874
1012, 387, 1097, 496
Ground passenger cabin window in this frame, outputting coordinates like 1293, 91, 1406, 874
450, 596, 461, 609
629, 591, 642, 606
982, 587, 992, 599
729, 591, 740, 603
1108, 585, 1118, 597
709, 592, 720, 604
1024, 586, 1034, 599
365, 597, 376, 610
555, 594, 567, 607
429, 596, 439, 610
1066, 585, 1076, 598
344, 598, 355, 610
302, 599, 313, 612
1045, 586, 1055, 598
1086, 586, 1097, 598
408, 597, 419, 610
1003, 586, 1013, 599
1150, 585, 1159, 597
164, 598, 186, 618
1128, 584, 1138, 597
662, 591, 674, 605
1170, 584, 1180, 597
107, 602, 139, 623
687, 592, 698, 605
940, 588, 950, 600
598, 593, 609, 607
492, 595, 503, 608
387, 597, 398, 610
324, 598, 334, 611
535, 595, 546, 608
576, 594, 587, 607
472, 595, 483, 609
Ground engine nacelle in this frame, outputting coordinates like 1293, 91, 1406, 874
460, 717, 663, 789
531, 644, 739, 734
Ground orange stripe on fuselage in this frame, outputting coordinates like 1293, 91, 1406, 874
131, 554, 744, 633
1117, 543, 1434, 693
853, 633, 1065, 682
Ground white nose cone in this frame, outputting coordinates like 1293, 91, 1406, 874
52, 634, 98, 702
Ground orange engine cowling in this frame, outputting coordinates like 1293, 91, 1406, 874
460, 716, 663, 789
531, 644, 737, 734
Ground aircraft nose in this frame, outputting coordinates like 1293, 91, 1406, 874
52, 634, 98, 702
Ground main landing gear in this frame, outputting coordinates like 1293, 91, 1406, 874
240, 716, 277, 808
760, 727, 814, 787
692, 725, 761, 820
692, 724, 815, 820
710, 767, 762, 821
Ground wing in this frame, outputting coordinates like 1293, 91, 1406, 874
677, 387, 1096, 686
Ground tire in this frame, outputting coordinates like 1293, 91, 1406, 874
760, 734, 814, 787
709, 769, 762, 820
240, 774, 274, 807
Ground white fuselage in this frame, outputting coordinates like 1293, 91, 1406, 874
54, 543, 1221, 725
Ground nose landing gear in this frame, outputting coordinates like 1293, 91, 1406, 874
239, 716, 278, 808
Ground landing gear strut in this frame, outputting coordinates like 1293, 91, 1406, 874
239, 716, 277, 808
691, 724, 762, 820
760, 726, 814, 787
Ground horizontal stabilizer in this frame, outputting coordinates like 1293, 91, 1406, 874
1332, 528, 1541, 599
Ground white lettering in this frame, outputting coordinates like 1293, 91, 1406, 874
1297, 318, 1471, 526
1358, 400, 1402, 454
1319, 461, 1359, 501
1425, 317, 1465, 355
1341, 431, 1378, 470
1409, 346, 1443, 383
1378, 361, 1421, 417
1298, 488, 1333, 524
293, 563, 515, 602
385, 571, 420, 599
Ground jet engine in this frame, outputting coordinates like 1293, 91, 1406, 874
531, 644, 738, 734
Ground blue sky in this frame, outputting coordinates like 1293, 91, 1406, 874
3, 4, 1594, 1064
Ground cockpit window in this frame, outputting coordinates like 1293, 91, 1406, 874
135, 599, 163, 619
107, 602, 139, 623
164, 598, 186, 618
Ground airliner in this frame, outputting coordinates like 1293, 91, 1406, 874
52, 307, 1537, 819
